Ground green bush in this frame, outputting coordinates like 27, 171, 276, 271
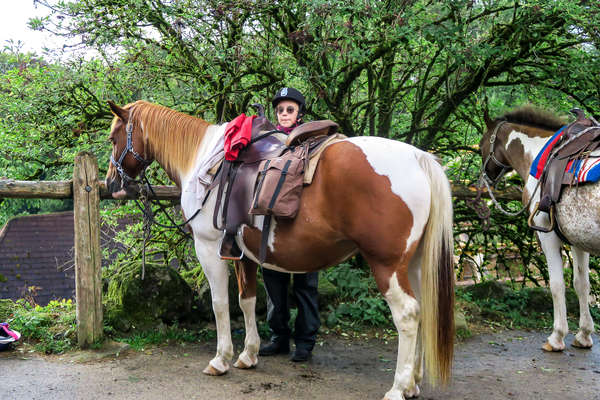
323, 262, 391, 328
6, 299, 76, 354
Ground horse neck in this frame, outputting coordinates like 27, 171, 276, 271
501, 122, 552, 181
134, 103, 215, 187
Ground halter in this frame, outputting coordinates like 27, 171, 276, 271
481, 120, 512, 186
110, 118, 152, 184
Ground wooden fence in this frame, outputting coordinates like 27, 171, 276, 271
0, 152, 520, 347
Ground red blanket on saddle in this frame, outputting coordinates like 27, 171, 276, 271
224, 114, 256, 161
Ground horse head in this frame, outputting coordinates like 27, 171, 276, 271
106, 100, 153, 199
479, 118, 513, 186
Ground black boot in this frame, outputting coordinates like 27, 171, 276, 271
259, 339, 290, 356
290, 347, 311, 362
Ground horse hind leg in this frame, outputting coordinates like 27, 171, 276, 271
369, 259, 420, 400
232, 259, 261, 369
571, 246, 594, 348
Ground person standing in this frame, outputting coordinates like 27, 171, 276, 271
258, 87, 320, 362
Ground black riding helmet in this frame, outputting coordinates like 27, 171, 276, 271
271, 87, 306, 113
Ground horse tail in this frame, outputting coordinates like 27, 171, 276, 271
417, 152, 455, 386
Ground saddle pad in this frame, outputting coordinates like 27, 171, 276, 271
529, 126, 566, 179
529, 126, 600, 184
304, 134, 348, 184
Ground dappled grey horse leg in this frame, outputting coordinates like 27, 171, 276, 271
535, 226, 568, 351
571, 246, 594, 348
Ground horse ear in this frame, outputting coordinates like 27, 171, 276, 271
483, 107, 493, 128
107, 100, 128, 121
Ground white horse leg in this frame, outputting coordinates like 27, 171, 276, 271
194, 239, 234, 375
408, 253, 423, 398
571, 246, 594, 348
383, 273, 420, 400
537, 230, 568, 351
410, 328, 423, 399
233, 294, 260, 368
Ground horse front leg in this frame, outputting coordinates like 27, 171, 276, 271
536, 229, 568, 351
571, 246, 594, 349
232, 259, 260, 369
194, 240, 234, 375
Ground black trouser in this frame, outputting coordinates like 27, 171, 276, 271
262, 268, 320, 351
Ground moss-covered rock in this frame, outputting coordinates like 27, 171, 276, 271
196, 270, 268, 321
463, 280, 511, 300
525, 286, 579, 313
0, 299, 14, 321
104, 262, 194, 331
318, 277, 337, 310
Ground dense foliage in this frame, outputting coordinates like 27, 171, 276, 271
1, 0, 600, 296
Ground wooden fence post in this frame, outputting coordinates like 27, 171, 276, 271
73, 152, 103, 347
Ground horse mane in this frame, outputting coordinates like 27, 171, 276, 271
495, 105, 566, 131
127, 100, 211, 176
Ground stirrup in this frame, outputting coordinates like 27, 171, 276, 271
218, 232, 244, 261
527, 202, 555, 233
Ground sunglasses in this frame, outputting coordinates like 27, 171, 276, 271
276, 106, 298, 115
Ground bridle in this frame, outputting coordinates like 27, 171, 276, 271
481, 120, 512, 186
110, 118, 152, 185
108, 115, 201, 280
476, 119, 540, 218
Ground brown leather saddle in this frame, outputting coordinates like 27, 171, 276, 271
529, 109, 600, 233
212, 107, 338, 261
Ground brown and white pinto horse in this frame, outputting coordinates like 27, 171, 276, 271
480, 106, 595, 352
105, 100, 455, 400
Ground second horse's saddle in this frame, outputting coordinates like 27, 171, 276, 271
213, 105, 339, 261
529, 109, 600, 233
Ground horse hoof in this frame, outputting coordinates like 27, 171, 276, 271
404, 385, 420, 398
572, 337, 593, 349
542, 341, 564, 352
203, 364, 227, 376
233, 358, 256, 369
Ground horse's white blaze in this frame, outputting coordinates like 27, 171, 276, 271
348, 137, 431, 252
384, 272, 420, 400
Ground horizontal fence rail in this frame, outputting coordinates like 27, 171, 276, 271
0, 180, 521, 201
0, 179, 181, 201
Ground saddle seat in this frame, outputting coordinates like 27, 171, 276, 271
530, 109, 600, 233
214, 117, 340, 260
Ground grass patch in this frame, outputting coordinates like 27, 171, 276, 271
117, 324, 217, 351
457, 281, 600, 332
3, 299, 76, 354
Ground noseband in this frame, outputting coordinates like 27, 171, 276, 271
481, 120, 511, 186
110, 119, 152, 184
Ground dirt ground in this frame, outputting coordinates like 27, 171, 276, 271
1, 330, 599, 400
